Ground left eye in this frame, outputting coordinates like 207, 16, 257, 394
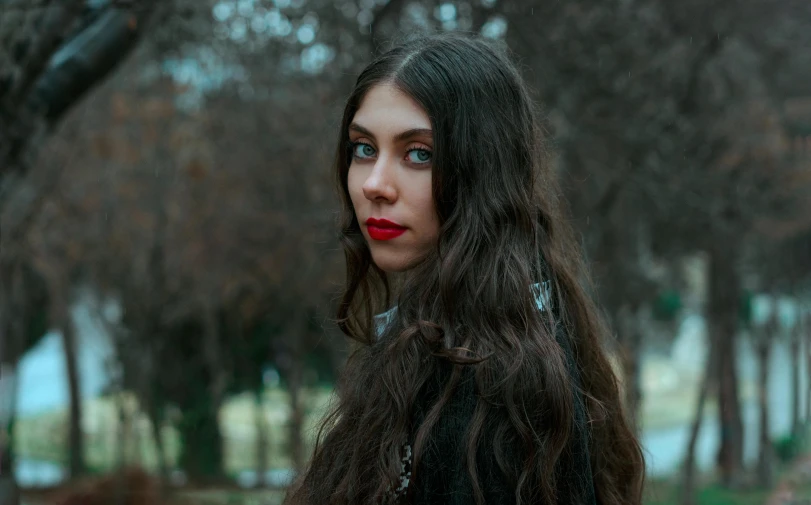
406, 149, 432, 164
353, 143, 376, 159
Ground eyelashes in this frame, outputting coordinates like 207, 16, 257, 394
347, 141, 433, 165
350, 141, 376, 160
405, 148, 432, 164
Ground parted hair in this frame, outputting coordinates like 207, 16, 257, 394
283, 32, 644, 505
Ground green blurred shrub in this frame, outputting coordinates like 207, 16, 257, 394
773, 429, 810, 463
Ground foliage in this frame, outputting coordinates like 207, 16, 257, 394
643, 478, 772, 505
739, 290, 754, 326
773, 430, 810, 463
652, 291, 682, 323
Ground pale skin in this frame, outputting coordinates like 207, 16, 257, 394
347, 83, 441, 273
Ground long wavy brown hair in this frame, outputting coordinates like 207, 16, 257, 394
284, 32, 644, 505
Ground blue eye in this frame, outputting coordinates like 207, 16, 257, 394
352, 142, 376, 159
407, 148, 432, 164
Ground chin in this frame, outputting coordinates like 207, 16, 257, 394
372, 260, 410, 273
370, 251, 414, 273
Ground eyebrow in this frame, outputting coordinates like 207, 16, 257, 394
349, 122, 433, 143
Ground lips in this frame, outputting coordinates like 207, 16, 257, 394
366, 217, 407, 241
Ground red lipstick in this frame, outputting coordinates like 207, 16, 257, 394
365, 217, 407, 240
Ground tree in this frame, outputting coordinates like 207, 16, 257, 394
499, 0, 811, 488
22, 16, 347, 474
5, 0, 809, 494
752, 307, 780, 488
0, 262, 48, 504
0, 0, 159, 185
0, 159, 58, 503
680, 336, 717, 505
52, 277, 86, 478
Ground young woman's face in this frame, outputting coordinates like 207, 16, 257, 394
347, 83, 440, 273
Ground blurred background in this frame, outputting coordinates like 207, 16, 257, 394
0, 1, 810, 504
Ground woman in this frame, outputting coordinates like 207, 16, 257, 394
284, 32, 645, 505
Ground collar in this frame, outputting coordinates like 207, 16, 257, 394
374, 281, 552, 338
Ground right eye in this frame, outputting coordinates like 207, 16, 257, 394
351, 142, 376, 159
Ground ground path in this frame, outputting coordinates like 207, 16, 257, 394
766, 454, 811, 505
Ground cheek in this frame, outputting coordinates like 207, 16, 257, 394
346, 165, 364, 208
414, 177, 439, 236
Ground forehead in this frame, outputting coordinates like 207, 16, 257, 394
352, 83, 431, 132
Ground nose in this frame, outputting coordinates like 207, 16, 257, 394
362, 155, 397, 203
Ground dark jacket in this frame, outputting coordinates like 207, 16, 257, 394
408, 323, 597, 505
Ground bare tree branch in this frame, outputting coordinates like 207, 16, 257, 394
370, 0, 407, 55
0, 0, 159, 184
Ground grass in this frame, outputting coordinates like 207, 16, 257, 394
15, 354, 762, 477
16, 378, 708, 476
182, 483, 779, 505
637, 368, 757, 432
642, 460, 811, 505
23, 478, 806, 505
14, 378, 768, 499
17, 375, 727, 460
644, 479, 771, 505
176, 489, 286, 505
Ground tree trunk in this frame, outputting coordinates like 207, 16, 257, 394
176, 306, 227, 482
254, 388, 269, 488
0, 364, 20, 505
0, 265, 23, 505
177, 385, 224, 482
806, 315, 811, 426
273, 315, 307, 473
680, 339, 715, 505
147, 402, 169, 484
708, 245, 744, 489
618, 306, 643, 432
620, 345, 642, 431
755, 336, 774, 488
0, 0, 159, 178
201, 307, 229, 418
790, 326, 802, 438
277, 341, 305, 472
287, 359, 305, 472
57, 296, 86, 478
116, 394, 133, 468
